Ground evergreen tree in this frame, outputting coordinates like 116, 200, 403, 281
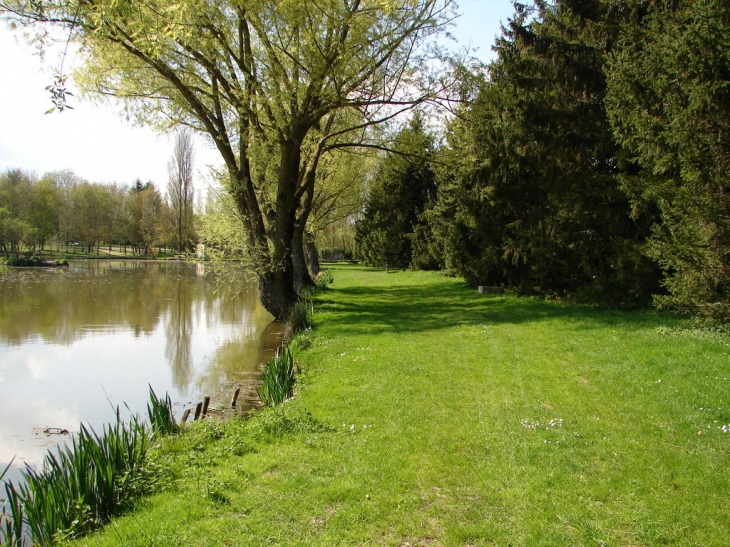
606, 0, 730, 320
432, 1, 661, 304
356, 116, 439, 269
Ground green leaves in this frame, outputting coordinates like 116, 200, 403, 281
606, 0, 730, 321
431, 1, 661, 305
356, 114, 438, 269
44, 72, 73, 114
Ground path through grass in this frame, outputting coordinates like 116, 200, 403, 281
69, 266, 730, 546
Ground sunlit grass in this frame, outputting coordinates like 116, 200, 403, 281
64, 266, 730, 546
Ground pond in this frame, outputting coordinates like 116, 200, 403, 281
0, 260, 282, 483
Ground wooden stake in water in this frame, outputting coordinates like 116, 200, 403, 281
231, 387, 241, 408
181, 408, 191, 423
202, 395, 211, 418
193, 402, 203, 421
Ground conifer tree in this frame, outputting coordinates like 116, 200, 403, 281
606, 0, 730, 320
432, 1, 660, 303
356, 115, 438, 269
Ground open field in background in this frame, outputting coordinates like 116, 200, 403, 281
68, 265, 730, 546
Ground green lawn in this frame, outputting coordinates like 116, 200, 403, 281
70, 266, 730, 546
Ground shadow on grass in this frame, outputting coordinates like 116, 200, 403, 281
316, 280, 678, 336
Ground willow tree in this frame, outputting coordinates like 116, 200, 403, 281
1, 0, 454, 318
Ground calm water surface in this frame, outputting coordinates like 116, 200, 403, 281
0, 260, 281, 482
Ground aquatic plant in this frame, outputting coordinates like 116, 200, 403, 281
0, 460, 11, 483
147, 387, 179, 436
1, 458, 24, 547
287, 299, 313, 334
257, 346, 296, 407
0, 387, 178, 546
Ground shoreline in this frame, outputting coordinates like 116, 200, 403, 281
51, 265, 730, 546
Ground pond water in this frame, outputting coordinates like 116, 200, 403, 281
0, 260, 281, 483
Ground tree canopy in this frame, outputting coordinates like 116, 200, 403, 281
427, 0, 662, 305
1, 0, 456, 318
606, 0, 730, 320
356, 114, 438, 269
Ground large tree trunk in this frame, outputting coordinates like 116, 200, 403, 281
305, 240, 320, 277
293, 223, 315, 295
258, 263, 298, 320
226, 139, 303, 320
291, 140, 323, 295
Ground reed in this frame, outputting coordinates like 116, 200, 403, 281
287, 300, 313, 334
1, 458, 23, 547
0, 387, 177, 547
147, 386, 179, 436
257, 346, 296, 407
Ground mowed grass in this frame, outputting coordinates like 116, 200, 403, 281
69, 266, 730, 547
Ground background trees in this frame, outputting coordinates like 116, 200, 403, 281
123, 180, 166, 256
356, 115, 438, 269
0, 168, 173, 258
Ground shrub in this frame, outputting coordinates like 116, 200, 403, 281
5, 257, 42, 267
315, 269, 334, 288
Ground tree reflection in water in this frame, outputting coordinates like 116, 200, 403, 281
0, 260, 279, 480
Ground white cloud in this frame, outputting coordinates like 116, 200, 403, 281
24, 355, 51, 380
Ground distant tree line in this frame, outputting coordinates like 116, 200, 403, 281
0, 130, 197, 260
356, 0, 730, 322
0, 169, 195, 259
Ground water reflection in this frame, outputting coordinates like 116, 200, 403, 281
0, 261, 281, 483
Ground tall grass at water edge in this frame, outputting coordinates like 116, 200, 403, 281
257, 346, 297, 407
286, 272, 330, 335
287, 299, 314, 335
0, 388, 178, 547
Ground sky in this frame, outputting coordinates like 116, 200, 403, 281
0, 0, 515, 189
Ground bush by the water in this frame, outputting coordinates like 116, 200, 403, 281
257, 346, 296, 407
4, 257, 43, 267
0, 388, 178, 547
2, 257, 68, 268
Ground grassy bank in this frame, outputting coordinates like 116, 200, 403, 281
67, 266, 730, 546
